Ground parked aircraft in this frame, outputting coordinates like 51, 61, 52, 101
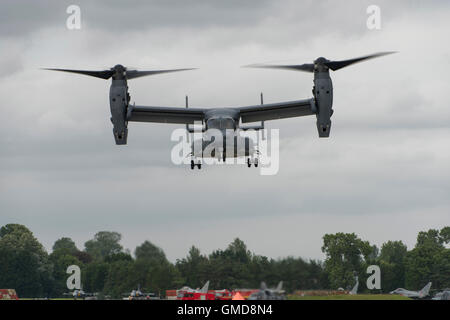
177, 281, 210, 299
124, 284, 159, 300
432, 289, 450, 300
63, 289, 96, 300
248, 281, 286, 300
349, 275, 359, 295
390, 282, 432, 299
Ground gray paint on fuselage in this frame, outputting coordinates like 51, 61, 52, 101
195, 108, 255, 159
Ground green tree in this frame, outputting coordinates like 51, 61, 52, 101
405, 227, 450, 289
104, 252, 133, 263
135, 241, 167, 264
0, 224, 54, 297
52, 237, 78, 253
176, 246, 208, 289
84, 231, 123, 261
49, 250, 82, 296
440, 226, 450, 244
226, 238, 252, 264
83, 262, 109, 293
378, 240, 407, 292
144, 261, 183, 296
207, 238, 254, 289
132, 240, 181, 296
0, 224, 47, 256
321, 232, 373, 290
246, 255, 273, 289
271, 257, 310, 293
103, 259, 135, 298
73, 251, 93, 264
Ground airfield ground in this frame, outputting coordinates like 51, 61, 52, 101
18, 295, 411, 300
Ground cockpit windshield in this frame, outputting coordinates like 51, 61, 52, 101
207, 117, 235, 130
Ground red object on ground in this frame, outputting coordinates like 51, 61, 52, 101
180, 292, 216, 300
233, 289, 259, 299
232, 292, 245, 300
166, 290, 178, 300
210, 289, 233, 300
0, 289, 19, 300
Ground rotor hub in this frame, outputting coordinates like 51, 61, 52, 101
314, 57, 330, 72
112, 64, 126, 79
314, 57, 328, 64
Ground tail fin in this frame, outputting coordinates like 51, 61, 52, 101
199, 281, 210, 293
419, 282, 432, 297
276, 281, 283, 292
260, 282, 268, 290
349, 277, 359, 295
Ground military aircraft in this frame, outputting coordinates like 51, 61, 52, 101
248, 281, 286, 300
178, 281, 210, 295
432, 289, 450, 300
63, 288, 97, 300
124, 284, 159, 300
390, 282, 432, 299
45, 52, 394, 169
349, 274, 359, 295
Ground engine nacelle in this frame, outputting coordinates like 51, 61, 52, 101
109, 81, 129, 145
313, 72, 333, 138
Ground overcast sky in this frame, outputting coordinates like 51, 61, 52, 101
0, 0, 449, 262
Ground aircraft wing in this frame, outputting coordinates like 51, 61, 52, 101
391, 289, 418, 297
403, 291, 419, 298
238, 98, 315, 123
127, 105, 206, 124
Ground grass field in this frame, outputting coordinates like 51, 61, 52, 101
288, 294, 411, 300
18, 298, 74, 300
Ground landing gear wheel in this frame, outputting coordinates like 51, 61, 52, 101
197, 162, 202, 170
247, 158, 251, 168
254, 158, 259, 168
190, 160, 195, 170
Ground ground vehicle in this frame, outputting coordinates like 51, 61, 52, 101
210, 289, 233, 300
179, 292, 216, 300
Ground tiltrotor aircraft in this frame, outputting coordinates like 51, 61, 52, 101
45, 52, 394, 169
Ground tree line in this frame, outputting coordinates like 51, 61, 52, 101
0, 224, 448, 298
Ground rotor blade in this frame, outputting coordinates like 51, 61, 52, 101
126, 68, 197, 79
245, 63, 314, 73
42, 68, 114, 79
325, 52, 396, 71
